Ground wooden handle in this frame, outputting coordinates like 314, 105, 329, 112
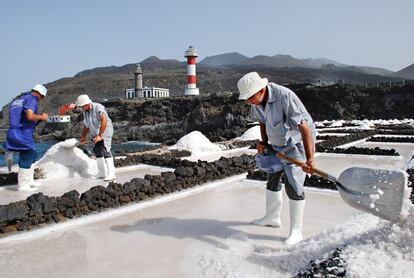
275, 152, 329, 178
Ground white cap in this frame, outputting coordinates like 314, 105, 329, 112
32, 84, 47, 96
237, 72, 268, 100
76, 94, 92, 107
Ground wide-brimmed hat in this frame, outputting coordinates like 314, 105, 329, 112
76, 94, 92, 107
237, 72, 268, 100
32, 84, 47, 96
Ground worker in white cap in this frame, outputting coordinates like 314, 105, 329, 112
76, 94, 116, 181
3, 84, 49, 191
237, 72, 316, 245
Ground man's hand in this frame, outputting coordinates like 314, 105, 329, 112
93, 134, 103, 144
302, 158, 315, 174
39, 112, 48, 121
257, 141, 267, 154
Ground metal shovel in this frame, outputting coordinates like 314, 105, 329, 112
276, 152, 411, 222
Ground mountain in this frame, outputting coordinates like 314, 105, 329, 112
390, 63, 414, 80
302, 57, 343, 68
355, 66, 394, 76
201, 53, 310, 68
200, 53, 394, 76
243, 54, 309, 68
141, 56, 183, 66
200, 52, 249, 66
342, 66, 393, 76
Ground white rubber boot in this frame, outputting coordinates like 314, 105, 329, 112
284, 199, 305, 245
252, 190, 283, 227
29, 166, 42, 187
18, 168, 37, 192
94, 157, 107, 179
104, 157, 116, 181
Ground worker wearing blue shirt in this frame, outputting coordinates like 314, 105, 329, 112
238, 72, 316, 245
3, 84, 49, 191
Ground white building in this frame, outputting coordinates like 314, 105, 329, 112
47, 115, 71, 123
125, 89, 136, 99
141, 87, 169, 98
125, 87, 169, 99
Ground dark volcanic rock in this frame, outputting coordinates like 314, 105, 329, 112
161, 171, 176, 182
321, 146, 399, 156
294, 248, 346, 277
0, 172, 18, 186
316, 130, 376, 150
174, 166, 194, 177
26, 193, 58, 215
367, 136, 414, 143
0, 201, 28, 225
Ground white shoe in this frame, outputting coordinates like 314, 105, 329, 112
284, 199, 305, 245
252, 190, 283, 227
93, 157, 107, 179
104, 157, 116, 181
18, 168, 37, 192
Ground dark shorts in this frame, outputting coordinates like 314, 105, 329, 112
18, 149, 37, 169
266, 171, 305, 200
93, 140, 112, 158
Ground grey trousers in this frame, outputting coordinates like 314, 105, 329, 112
266, 171, 305, 200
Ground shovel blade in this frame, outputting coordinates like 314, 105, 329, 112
337, 167, 411, 222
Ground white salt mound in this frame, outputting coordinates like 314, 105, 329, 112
315, 122, 325, 128
237, 125, 260, 141
35, 139, 97, 179
169, 131, 222, 155
329, 120, 345, 127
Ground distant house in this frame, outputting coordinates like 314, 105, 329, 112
47, 115, 71, 123
125, 87, 169, 99
125, 89, 136, 99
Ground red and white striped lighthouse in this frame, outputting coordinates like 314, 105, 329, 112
184, 45, 199, 96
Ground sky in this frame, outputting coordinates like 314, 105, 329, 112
0, 0, 413, 107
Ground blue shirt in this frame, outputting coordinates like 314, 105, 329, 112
4, 93, 38, 151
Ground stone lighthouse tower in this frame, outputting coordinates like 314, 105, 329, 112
134, 64, 143, 97
184, 46, 199, 96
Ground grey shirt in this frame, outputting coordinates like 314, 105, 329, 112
251, 82, 315, 147
83, 102, 114, 151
